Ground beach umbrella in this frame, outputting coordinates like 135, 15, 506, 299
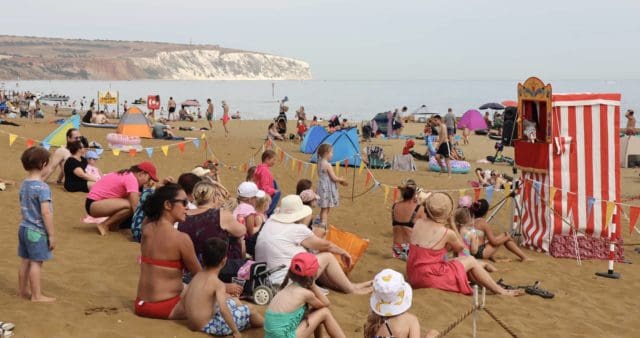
479, 102, 504, 110
501, 100, 517, 107
181, 99, 200, 107
457, 109, 488, 130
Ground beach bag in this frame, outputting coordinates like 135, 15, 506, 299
245, 221, 266, 258
131, 188, 154, 242
326, 225, 369, 274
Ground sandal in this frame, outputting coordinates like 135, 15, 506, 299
525, 282, 555, 299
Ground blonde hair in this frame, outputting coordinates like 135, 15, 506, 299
193, 180, 230, 207
454, 207, 472, 229
255, 195, 272, 213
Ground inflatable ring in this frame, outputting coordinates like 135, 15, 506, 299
107, 133, 142, 146
428, 157, 470, 174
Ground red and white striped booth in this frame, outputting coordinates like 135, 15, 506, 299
514, 77, 621, 252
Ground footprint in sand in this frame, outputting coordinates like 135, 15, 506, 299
84, 306, 119, 315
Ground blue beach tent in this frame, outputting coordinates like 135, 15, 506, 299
300, 126, 329, 154
310, 128, 361, 167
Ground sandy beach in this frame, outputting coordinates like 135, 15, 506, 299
1, 116, 639, 338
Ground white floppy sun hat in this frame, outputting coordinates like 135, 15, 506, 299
370, 269, 413, 317
271, 195, 312, 223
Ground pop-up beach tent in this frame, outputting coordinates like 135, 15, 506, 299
116, 107, 152, 138
42, 115, 80, 147
310, 128, 361, 167
300, 126, 329, 154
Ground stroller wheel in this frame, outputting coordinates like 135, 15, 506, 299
253, 286, 273, 306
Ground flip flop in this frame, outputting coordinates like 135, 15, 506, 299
525, 282, 555, 299
0, 322, 15, 331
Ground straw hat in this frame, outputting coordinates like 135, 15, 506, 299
370, 269, 413, 317
271, 195, 312, 223
424, 192, 454, 223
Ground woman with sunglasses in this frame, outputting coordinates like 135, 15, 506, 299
86, 161, 159, 235
135, 184, 201, 320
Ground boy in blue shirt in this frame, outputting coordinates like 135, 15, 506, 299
18, 146, 56, 302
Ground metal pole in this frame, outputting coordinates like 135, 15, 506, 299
473, 285, 478, 338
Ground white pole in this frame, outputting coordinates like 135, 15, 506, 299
473, 285, 478, 338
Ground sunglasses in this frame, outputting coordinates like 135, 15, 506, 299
171, 199, 189, 207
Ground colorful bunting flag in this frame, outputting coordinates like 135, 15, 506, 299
200, 133, 206, 140
384, 185, 390, 203
365, 171, 372, 187
9, 134, 17, 146
279, 150, 285, 161
303, 162, 309, 176
629, 206, 640, 234
129, 149, 136, 157
42, 142, 51, 150
335, 161, 340, 176
358, 161, 365, 175
161, 145, 169, 157
112, 149, 120, 156
533, 181, 541, 194
473, 187, 481, 201
604, 201, 615, 234
96, 148, 104, 156
548, 186, 558, 207
586, 197, 597, 221
177, 142, 185, 153
486, 186, 494, 203
344, 159, 349, 176
145, 148, 154, 158
311, 164, 317, 179
504, 182, 512, 196
290, 157, 296, 171
297, 161, 302, 175
393, 187, 399, 202
26, 139, 35, 148
193, 139, 200, 149
372, 181, 380, 192
458, 189, 466, 198
242, 163, 248, 172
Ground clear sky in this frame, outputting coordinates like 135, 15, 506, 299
4, 0, 640, 80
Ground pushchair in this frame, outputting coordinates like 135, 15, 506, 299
365, 145, 391, 169
275, 111, 287, 136
241, 262, 286, 305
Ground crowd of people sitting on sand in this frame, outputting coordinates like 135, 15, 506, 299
12, 111, 542, 337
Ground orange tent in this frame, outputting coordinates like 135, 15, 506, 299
116, 106, 152, 138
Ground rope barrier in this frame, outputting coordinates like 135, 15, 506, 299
483, 308, 519, 338
435, 305, 479, 338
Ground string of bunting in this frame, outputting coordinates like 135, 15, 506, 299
0, 128, 205, 158
519, 176, 640, 234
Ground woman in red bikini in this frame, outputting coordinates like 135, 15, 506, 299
406, 192, 523, 297
135, 184, 202, 319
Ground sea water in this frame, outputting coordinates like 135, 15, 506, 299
3, 79, 638, 124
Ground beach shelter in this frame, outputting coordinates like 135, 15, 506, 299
513, 77, 621, 253
457, 109, 487, 130
310, 128, 361, 167
326, 225, 369, 274
620, 135, 640, 168
116, 106, 152, 138
300, 126, 329, 154
42, 115, 80, 147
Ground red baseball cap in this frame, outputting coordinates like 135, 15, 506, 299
290, 252, 319, 277
138, 161, 159, 182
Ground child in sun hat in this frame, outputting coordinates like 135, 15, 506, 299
364, 269, 439, 338
264, 252, 346, 338
84, 150, 103, 181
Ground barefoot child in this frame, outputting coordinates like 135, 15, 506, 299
17, 146, 56, 302
364, 269, 439, 338
184, 238, 263, 336
265, 252, 346, 338
316, 144, 348, 226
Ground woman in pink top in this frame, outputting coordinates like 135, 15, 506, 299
253, 150, 280, 215
406, 192, 522, 297
86, 162, 159, 236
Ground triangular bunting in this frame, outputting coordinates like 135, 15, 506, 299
335, 161, 340, 176
193, 139, 200, 149
311, 164, 317, 179
548, 186, 558, 207
629, 206, 640, 234
358, 160, 365, 175
486, 186, 494, 203
242, 163, 248, 173
604, 201, 615, 234
178, 142, 185, 153
9, 134, 17, 146
393, 187, 399, 202
297, 161, 302, 176
26, 139, 35, 148
129, 149, 136, 157
533, 181, 541, 195
42, 142, 51, 150
384, 185, 390, 203
161, 145, 169, 157
372, 181, 380, 192
458, 189, 466, 198
112, 148, 121, 156
303, 162, 309, 176
96, 148, 104, 156
344, 159, 349, 176
586, 197, 597, 221
279, 150, 285, 161
365, 171, 372, 187
290, 157, 296, 171
473, 187, 481, 201
200, 133, 206, 140
145, 147, 154, 158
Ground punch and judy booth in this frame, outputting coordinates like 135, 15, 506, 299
514, 77, 621, 255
